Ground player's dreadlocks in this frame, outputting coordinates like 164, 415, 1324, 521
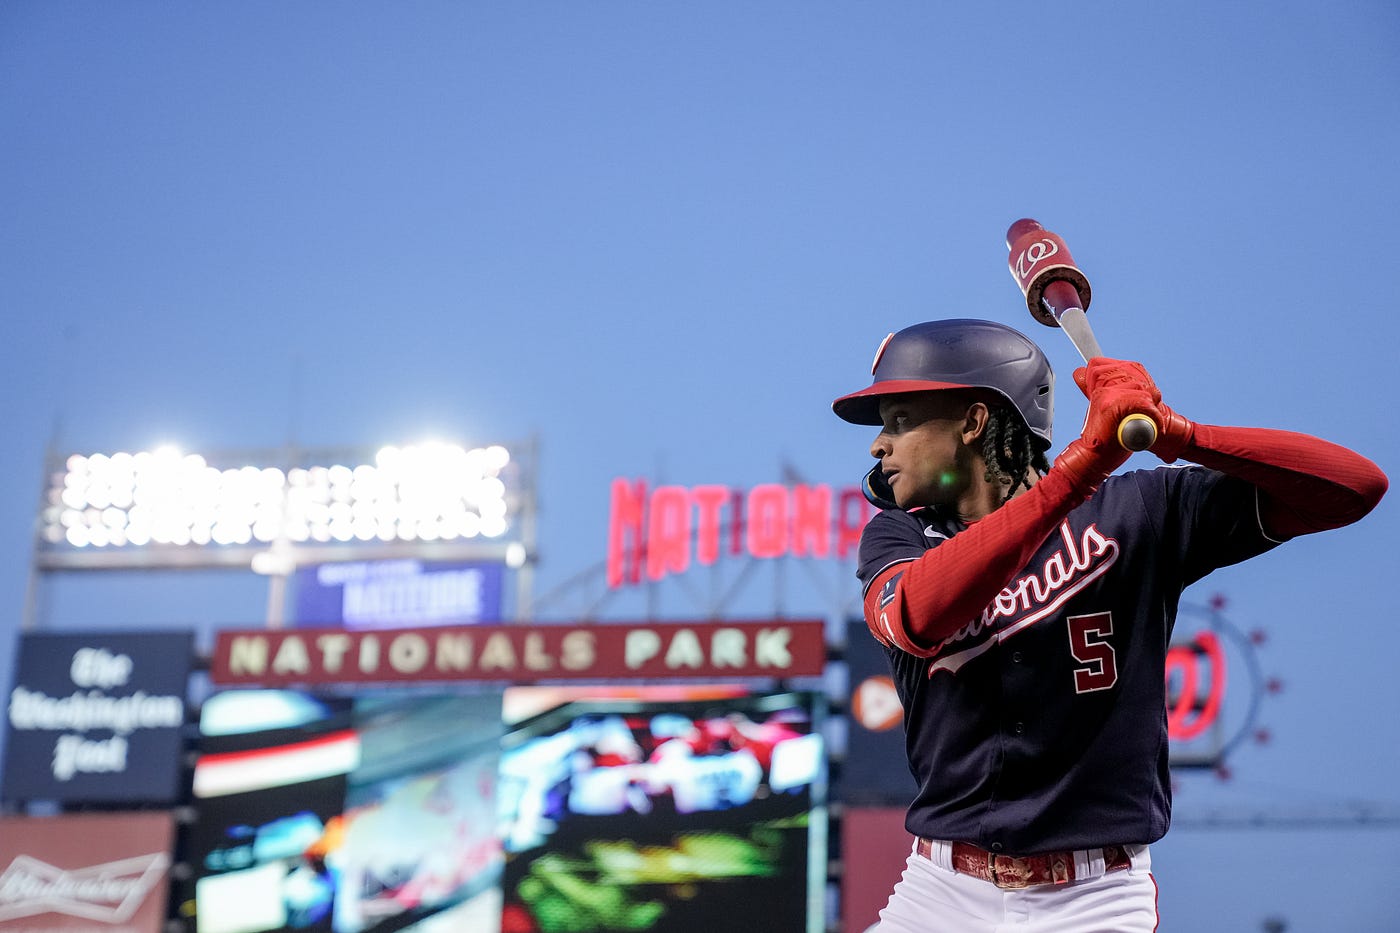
981, 402, 1050, 504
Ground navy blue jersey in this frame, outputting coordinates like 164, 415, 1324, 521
856, 464, 1278, 855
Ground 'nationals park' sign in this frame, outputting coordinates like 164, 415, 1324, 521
210, 620, 827, 686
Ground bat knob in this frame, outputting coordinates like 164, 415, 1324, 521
1005, 218, 1044, 249
1118, 413, 1158, 452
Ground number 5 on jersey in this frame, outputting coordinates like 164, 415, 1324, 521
1067, 611, 1118, 693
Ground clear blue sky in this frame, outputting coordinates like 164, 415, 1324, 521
3, 3, 1399, 930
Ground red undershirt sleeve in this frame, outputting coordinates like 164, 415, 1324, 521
1180, 424, 1387, 540
873, 426, 1386, 659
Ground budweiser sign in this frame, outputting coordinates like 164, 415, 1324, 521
0, 812, 173, 932
0, 853, 169, 923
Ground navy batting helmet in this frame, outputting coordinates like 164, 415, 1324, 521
832, 319, 1054, 449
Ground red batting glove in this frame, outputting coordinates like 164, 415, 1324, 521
1056, 358, 1158, 490
1072, 358, 1196, 464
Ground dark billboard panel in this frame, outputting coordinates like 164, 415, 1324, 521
3, 631, 192, 804
0, 811, 175, 933
840, 620, 915, 806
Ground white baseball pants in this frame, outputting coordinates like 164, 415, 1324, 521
871, 839, 1159, 933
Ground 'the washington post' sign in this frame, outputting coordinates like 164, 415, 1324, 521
2, 631, 192, 804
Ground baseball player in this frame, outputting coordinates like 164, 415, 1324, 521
832, 319, 1387, 932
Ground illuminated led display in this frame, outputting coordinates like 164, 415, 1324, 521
38, 443, 515, 551
606, 479, 874, 588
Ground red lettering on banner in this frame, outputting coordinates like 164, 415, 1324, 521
605, 479, 874, 587
747, 484, 788, 558
729, 488, 745, 556
837, 488, 869, 558
607, 478, 648, 588
693, 485, 728, 565
647, 486, 690, 581
792, 484, 831, 558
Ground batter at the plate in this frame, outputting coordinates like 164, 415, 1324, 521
832, 318, 1387, 932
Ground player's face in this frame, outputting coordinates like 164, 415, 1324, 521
871, 393, 977, 509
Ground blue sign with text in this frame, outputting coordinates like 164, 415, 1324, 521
294, 560, 504, 628
2, 630, 193, 804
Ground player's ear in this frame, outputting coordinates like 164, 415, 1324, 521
959, 401, 991, 446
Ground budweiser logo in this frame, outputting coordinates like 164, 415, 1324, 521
0, 851, 169, 922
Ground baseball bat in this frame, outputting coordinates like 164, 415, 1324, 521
1005, 218, 1158, 452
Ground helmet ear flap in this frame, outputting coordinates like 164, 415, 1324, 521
861, 463, 899, 510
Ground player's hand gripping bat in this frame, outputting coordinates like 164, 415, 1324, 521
1005, 219, 1158, 452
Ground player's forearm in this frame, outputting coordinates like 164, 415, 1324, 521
1181, 424, 1387, 538
895, 467, 1091, 649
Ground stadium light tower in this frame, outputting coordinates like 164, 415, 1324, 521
27, 438, 539, 629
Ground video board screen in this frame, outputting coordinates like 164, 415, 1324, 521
182, 685, 825, 933
184, 690, 504, 933
496, 686, 827, 933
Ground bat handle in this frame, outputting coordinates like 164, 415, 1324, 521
1118, 413, 1158, 451
1053, 302, 1158, 451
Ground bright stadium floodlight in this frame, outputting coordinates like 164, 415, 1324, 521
38, 441, 521, 560
28, 436, 540, 630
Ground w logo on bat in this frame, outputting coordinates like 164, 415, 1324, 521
1013, 238, 1059, 285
